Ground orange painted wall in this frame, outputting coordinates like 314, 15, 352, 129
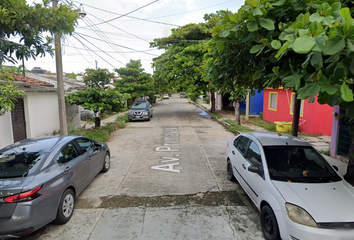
263, 89, 333, 136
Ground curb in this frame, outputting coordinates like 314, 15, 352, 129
192, 101, 240, 135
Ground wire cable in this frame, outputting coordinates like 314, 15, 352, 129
76, 32, 159, 57
74, 1, 180, 27
82, 0, 160, 27
73, 33, 125, 69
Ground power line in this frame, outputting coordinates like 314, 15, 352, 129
65, 36, 95, 67
81, 0, 160, 27
74, 1, 180, 27
86, 14, 150, 43
81, 16, 131, 61
63, 44, 160, 54
73, 33, 125, 69
76, 32, 159, 57
64, 0, 131, 61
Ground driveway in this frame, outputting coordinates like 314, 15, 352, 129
22, 95, 264, 240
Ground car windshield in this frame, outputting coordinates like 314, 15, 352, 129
264, 146, 341, 183
0, 148, 45, 178
131, 102, 147, 109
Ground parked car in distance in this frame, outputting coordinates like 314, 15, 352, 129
128, 100, 153, 121
168, 92, 172, 97
0, 136, 110, 238
180, 92, 186, 98
163, 94, 169, 99
227, 132, 354, 240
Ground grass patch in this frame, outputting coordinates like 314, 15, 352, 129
224, 119, 254, 133
212, 111, 223, 119
70, 114, 128, 142
248, 118, 277, 132
318, 148, 330, 156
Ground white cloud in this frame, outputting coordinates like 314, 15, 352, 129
10, 0, 244, 75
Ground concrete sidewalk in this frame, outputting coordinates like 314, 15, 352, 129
80, 111, 128, 129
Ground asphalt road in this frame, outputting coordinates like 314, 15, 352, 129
22, 95, 264, 240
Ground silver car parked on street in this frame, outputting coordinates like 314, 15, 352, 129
0, 136, 110, 238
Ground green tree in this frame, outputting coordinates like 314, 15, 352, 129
0, 0, 79, 63
84, 68, 113, 87
114, 60, 154, 105
150, 12, 228, 102
0, 0, 79, 112
66, 68, 128, 128
0, 69, 23, 111
66, 72, 77, 79
206, 0, 354, 185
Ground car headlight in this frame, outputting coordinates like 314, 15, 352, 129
286, 203, 318, 228
142, 111, 149, 116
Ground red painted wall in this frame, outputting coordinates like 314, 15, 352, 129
263, 89, 333, 136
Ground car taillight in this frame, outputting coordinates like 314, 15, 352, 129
3, 185, 42, 203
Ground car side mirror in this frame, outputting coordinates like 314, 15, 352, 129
332, 165, 339, 172
93, 143, 102, 151
248, 165, 263, 175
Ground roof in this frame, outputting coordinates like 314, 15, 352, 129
11, 74, 54, 87
242, 132, 310, 147
24, 72, 86, 93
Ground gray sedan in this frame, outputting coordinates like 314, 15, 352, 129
0, 136, 110, 238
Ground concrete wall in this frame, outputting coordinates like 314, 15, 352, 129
0, 111, 14, 148
23, 92, 60, 137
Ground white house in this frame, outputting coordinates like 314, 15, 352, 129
0, 74, 81, 149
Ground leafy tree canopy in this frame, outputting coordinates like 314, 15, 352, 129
0, 69, 23, 111
0, 0, 80, 64
150, 11, 230, 101
83, 68, 113, 88
114, 60, 154, 101
66, 68, 128, 128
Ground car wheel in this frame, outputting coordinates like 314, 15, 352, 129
261, 205, 281, 240
147, 115, 151, 121
227, 159, 236, 181
54, 189, 75, 224
101, 152, 110, 173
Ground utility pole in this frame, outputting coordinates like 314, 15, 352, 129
95, 60, 98, 70
52, 0, 68, 135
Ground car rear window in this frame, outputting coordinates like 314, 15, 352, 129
0, 149, 45, 178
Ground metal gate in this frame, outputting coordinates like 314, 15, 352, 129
11, 98, 27, 142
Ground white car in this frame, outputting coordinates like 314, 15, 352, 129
227, 132, 354, 240
163, 94, 169, 99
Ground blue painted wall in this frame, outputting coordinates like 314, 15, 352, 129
240, 91, 264, 115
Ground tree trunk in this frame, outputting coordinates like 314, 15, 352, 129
291, 92, 301, 137
234, 100, 240, 125
211, 91, 216, 112
344, 122, 354, 186
94, 117, 101, 128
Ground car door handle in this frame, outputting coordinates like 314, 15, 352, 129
64, 167, 71, 172
242, 164, 246, 169
232, 151, 235, 155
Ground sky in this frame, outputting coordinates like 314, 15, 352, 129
8, 0, 244, 75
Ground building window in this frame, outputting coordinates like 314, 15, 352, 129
290, 93, 304, 116
268, 92, 277, 111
